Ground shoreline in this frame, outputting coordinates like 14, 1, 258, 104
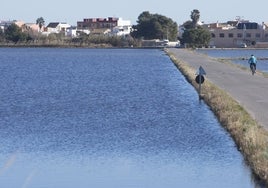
165, 48, 268, 186
0, 44, 166, 49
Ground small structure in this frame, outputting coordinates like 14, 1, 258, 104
141, 39, 180, 47
110, 18, 132, 36
45, 22, 71, 35
195, 66, 206, 99
66, 26, 78, 37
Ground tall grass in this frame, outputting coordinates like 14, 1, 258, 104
167, 50, 268, 185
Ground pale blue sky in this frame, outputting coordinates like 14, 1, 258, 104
2, 0, 268, 26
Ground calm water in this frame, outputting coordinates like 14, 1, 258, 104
0, 48, 259, 188
196, 49, 268, 72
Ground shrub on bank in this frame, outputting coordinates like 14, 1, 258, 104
0, 30, 141, 48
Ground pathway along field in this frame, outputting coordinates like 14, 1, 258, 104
166, 48, 268, 185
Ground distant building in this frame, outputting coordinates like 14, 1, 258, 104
178, 17, 268, 48
44, 22, 71, 35
66, 26, 77, 37
110, 18, 132, 36
77, 17, 132, 36
0, 20, 14, 31
23, 23, 40, 33
204, 19, 268, 48
0, 20, 24, 31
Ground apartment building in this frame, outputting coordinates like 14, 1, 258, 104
77, 17, 132, 35
205, 20, 268, 48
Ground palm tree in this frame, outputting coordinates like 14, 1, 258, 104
191, 9, 200, 28
36, 17, 45, 32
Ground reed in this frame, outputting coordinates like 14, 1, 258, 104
167, 51, 268, 185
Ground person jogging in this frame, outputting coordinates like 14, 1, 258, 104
248, 54, 257, 75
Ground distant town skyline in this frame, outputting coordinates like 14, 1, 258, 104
2, 0, 268, 26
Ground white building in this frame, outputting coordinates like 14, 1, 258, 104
77, 17, 132, 36
111, 18, 132, 36
206, 20, 268, 48
66, 26, 77, 37
44, 22, 71, 35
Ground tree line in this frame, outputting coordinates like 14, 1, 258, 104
0, 10, 211, 48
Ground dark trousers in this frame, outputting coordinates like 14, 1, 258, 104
250, 63, 256, 70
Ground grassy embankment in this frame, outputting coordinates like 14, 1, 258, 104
166, 50, 268, 185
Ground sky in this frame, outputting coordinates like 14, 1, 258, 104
2, 0, 268, 26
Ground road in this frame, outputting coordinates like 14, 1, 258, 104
167, 48, 268, 130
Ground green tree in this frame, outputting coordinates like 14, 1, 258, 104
36, 17, 45, 31
181, 9, 211, 48
0, 28, 5, 42
182, 26, 211, 48
191, 9, 200, 28
131, 11, 178, 41
182, 20, 193, 30
5, 23, 28, 43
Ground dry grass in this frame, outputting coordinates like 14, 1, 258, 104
167, 51, 268, 185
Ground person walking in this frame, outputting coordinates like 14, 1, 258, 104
248, 54, 257, 75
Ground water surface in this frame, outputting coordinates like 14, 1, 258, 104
0, 48, 257, 188
196, 48, 268, 72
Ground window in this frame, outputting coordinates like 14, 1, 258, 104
219, 33, 224, 38
255, 33, 261, 38
211, 33, 215, 38
265, 34, 268, 38
237, 33, 242, 38
246, 33, 251, 38
228, 33, 233, 38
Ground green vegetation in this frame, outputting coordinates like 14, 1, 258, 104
0, 29, 5, 42
191, 9, 200, 28
36, 17, 45, 31
180, 9, 211, 48
0, 24, 138, 47
166, 49, 268, 185
69, 34, 139, 47
130, 11, 178, 41
181, 27, 211, 48
0, 16, 138, 47
0, 10, 212, 48
4, 23, 32, 43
